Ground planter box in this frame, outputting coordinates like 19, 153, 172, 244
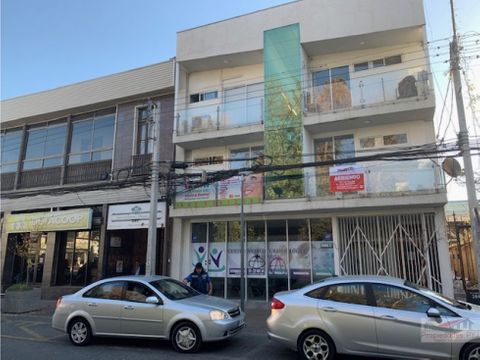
2, 287, 42, 313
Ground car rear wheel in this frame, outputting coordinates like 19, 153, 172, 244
171, 321, 202, 353
462, 343, 480, 360
298, 329, 335, 360
68, 318, 92, 346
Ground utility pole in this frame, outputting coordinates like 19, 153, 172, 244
146, 101, 161, 276
239, 173, 246, 311
449, 0, 480, 285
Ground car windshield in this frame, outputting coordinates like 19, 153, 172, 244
150, 278, 199, 300
405, 281, 468, 310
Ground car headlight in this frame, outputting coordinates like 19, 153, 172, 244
210, 310, 229, 320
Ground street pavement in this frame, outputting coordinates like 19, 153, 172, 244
1, 301, 380, 360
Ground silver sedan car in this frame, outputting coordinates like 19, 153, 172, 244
267, 276, 480, 360
52, 275, 245, 353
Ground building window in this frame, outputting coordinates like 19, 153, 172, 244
315, 135, 355, 195
23, 121, 67, 170
353, 62, 369, 72
0, 128, 22, 173
359, 137, 376, 149
54, 230, 100, 286
194, 156, 224, 166
230, 146, 263, 170
385, 55, 402, 66
190, 218, 333, 299
69, 109, 115, 164
190, 90, 218, 103
372, 58, 385, 68
383, 133, 408, 146
136, 107, 153, 155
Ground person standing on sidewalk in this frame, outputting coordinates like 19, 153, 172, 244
183, 262, 213, 295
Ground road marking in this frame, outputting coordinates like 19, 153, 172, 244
1, 334, 65, 342
19, 325, 46, 340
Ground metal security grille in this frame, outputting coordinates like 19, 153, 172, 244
338, 214, 442, 293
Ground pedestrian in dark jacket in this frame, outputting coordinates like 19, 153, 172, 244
183, 262, 213, 295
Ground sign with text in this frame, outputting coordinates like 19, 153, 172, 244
6, 209, 92, 233
329, 165, 365, 192
107, 202, 166, 229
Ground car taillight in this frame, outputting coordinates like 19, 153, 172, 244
271, 297, 285, 310
56, 297, 63, 308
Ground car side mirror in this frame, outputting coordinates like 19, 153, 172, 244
427, 307, 441, 318
146, 296, 160, 305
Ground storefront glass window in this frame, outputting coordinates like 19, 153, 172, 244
267, 220, 288, 297
311, 218, 334, 281
227, 221, 241, 299
55, 230, 100, 286
288, 219, 311, 289
208, 222, 226, 297
189, 217, 333, 300
247, 221, 266, 300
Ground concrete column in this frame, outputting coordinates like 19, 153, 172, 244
97, 204, 108, 279
41, 232, 57, 292
435, 208, 454, 298
332, 216, 341, 276
1, 211, 11, 286
170, 218, 184, 280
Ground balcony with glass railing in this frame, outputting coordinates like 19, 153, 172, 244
176, 83, 264, 136
304, 67, 432, 115
172, 159, 445, 209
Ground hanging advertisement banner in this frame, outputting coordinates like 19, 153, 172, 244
107, 202, 166, 230
247, 242, 266, 277
227, 242, 241, 277
5, 209, 92, 233
175, 184, 216, 208
267, 241, 288, 276
289, 241, 311, 278
207, 242, 226, 277
312, 241, 334, 276
329, 165, 365, 192
218, 175, 263, 206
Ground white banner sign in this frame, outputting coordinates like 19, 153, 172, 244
107, 202, 166, 230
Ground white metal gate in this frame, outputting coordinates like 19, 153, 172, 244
338, 213, 442, 292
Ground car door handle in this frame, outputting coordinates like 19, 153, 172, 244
321, 307, 337, 313
87, 302, 97, 307
124, 305, 134, 310
380, 315, 397, 321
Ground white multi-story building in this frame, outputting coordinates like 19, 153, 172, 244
170, 0, 452, 299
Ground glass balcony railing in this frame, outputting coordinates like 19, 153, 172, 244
304, 67, 432, 114
176, 84, 264, 136
173, 159, 445, 208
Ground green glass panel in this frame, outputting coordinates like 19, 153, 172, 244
263, 24, 303, 199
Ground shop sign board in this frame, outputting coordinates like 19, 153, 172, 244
107, 202, 166, 230
329, 165, 365, 192
5, 209, 92, 233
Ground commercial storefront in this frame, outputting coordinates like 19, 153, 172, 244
105, 202, 167, 277
2, 209, 94, 293
1, 202, 167, 299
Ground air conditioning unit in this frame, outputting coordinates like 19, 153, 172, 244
191, 115, 214, 131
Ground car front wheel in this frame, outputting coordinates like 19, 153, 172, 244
68, 318, 92, 346
462, 343, 480, 360
171, 321, 202, 353
298, 329, 335, 360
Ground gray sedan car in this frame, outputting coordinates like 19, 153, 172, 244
52, 275, 245, 353
267, 276, 480, 360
